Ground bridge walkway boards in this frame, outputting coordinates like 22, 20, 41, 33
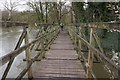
33, 30, 85, 80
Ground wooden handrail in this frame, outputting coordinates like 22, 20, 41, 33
68, 27, 119, 71
16, 28, 60, 80
0, 21, 28, 24
0, 26, 60, 66
0, 21, 28, 26
66, 25, 119, 79
2, 27, 27, 79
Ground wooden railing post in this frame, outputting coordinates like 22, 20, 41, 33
72, 26, 76, 49
78, 26, 82, 59
35, 27, 44, 51
24, 26, 33, 79
93, 33, 104, 53
68, 26, 73, 41
75, 25, 79, 54
87, 26, 95, 78
74, 26, 77, 47
41, 29, 46, 59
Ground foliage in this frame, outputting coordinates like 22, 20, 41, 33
72, 2, 119, 22
2, 0, 20, 21
27, 1, 44, 23
2, 10, 39, 27
72, 2, 86, 23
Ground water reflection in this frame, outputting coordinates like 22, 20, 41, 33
0, 26, 23, 57
0, 26, 39, 79
0, 26, 26, 78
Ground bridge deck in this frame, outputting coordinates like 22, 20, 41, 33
33, 30, 85, 79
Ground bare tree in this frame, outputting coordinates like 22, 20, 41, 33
27, 0, 44, 23
2, 0, 19, 21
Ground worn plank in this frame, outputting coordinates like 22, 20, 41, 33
33, 30, 85, 79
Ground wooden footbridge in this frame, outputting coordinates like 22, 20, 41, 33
0, 22, 119, 80
33, 30, 85, 79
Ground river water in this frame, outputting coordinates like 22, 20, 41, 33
0, 26, 118, 79
0, 26, 27, 78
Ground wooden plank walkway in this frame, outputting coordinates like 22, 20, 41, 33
33, 30, 85, 79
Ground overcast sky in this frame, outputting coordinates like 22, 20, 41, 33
0, 0, 119, 11
0, 0, 70, 11
0, 0, 29, 11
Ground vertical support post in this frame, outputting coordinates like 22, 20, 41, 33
24, 26, 33, 79
78, 26, 82, 59
71, 9, 73, 24
69, 26, 73, 40
93, 33, 104, 61
87, 27, 95, 78
41, 33, 45, 58
70, 26, 74, 44
73, 26, 76, 48
76, 25, 79, 54
35, 27, 44, 50
47, 26, 52, 49
93, 33, 104, 53
45, 25, 48, 46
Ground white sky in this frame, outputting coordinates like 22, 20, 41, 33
0, 0, 29, 11
0, 0, 71, 11
0, 0, 119, 11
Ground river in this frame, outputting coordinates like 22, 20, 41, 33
0, 26, 26, 78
